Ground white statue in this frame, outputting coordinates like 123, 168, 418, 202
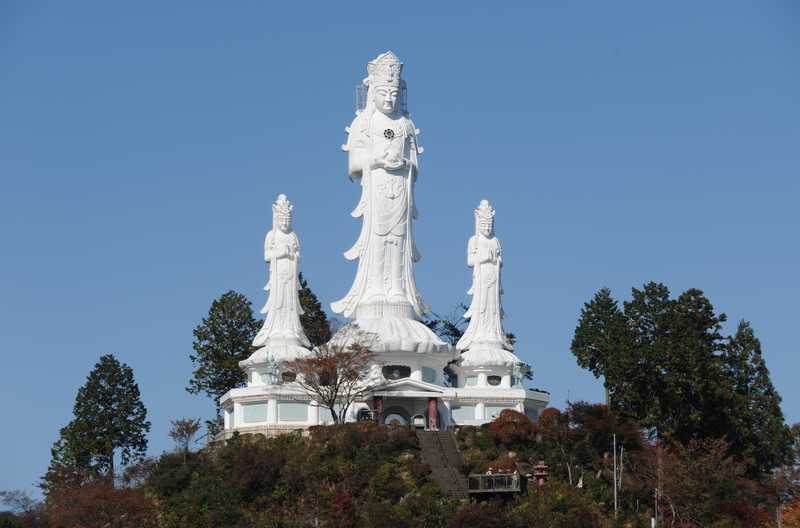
331, 51, 426, 320
456, 200, 514, 353
250, 194, 311, 360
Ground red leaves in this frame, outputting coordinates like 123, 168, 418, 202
488, 409, 535, 446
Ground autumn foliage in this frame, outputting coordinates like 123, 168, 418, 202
487, 409, 534, 446
43, 479, 157, 528
6, 404, 796, 527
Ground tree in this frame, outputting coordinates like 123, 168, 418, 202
286, 330, 377, 424
0, 490, 40, 527
488, 409, 534, 447
571, 282, 793, 478
43, 480, 157, 528
41, 421, 96, 495
426, 303, 520, 385
637, 438, 771, 527
646, 287, 729, 445
570, 288, 632, 406
298, 273, 332, 347
425, 303, 517, 347
169, 418, 201, 456
573, 284, 731, 442
187, 291, 260, 417
42, 355, 150, 493
722, 320, 793, 477
424, 304, 469, 346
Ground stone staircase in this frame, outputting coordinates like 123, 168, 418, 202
416, 430, 468, 499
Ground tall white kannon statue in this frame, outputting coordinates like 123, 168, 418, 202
331, 51, 425, 320
456, 200, 516, 363
240, 194, 311, 381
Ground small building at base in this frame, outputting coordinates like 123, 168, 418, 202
218, 51, 549, 439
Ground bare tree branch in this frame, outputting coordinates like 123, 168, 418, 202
286, 327, 380, 424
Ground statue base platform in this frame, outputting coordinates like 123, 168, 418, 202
459, 345, 521, 367
331, 301, 453, 355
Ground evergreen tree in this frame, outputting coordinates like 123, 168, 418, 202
570, 288, 632, 407
424, 304, 468, 346
425, 303, 517, 348
722, 320, 793, 477
298, 273, 331, 347
620, 282, 674, 430
571, 283, 793, 477
187, 290, 260, 416
42, 355, 150, 493
41, 422, 95, 495
650, 287, 729, 445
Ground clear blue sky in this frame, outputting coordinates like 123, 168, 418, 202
1, 1, 798, 496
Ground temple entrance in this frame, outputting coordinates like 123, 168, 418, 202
370, 381, 446, 430
382, 406, 410, 426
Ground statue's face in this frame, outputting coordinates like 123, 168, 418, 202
373, 85, 400, 115
278, 215, 291, 233
479, 220, 493, 238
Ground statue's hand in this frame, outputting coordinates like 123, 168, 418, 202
478, 248, 498, 264
277, 245, 292, 259
372, 153, 406, 171
383, 158, 406, 171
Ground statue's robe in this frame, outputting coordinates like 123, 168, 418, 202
253, 229, 310, 348
331, 108, 427, 319
457, 234, 513, 352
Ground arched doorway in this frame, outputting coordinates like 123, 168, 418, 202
382, 406, 410, 426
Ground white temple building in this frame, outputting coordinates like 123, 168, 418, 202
219, 52, 549, 438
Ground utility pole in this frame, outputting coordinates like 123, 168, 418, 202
613, 433, 618, 514
652, 487, 658, 528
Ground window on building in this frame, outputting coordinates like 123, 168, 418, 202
422, 367, 437, 383
383, 365, 411, 380
451, 405, 476, 424
357, 408, 376, 422
278, 401, 307, 422
319, 403, 345, 424
281, 371, 296, 383
448, 373, 458, 388
485, 405, 513, 420
487, 375, 502, 386
242, 402, 268, 423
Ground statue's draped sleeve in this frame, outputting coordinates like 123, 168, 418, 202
263, 231, 274, 291
345, 113, 369, 182
343, 112, 370, 262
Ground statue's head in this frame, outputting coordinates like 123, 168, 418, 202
272, 194, 293, 234
373, 84, 400, 115
475, 199, 495, 238
367, 51, 403, 116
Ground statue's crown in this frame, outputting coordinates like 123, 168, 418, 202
367, 51, 403, 88
273, 193, 293, 217
475, 199, 495, 222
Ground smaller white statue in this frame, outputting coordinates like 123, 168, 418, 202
456, 200, 513, 353
250, 194, 310, 359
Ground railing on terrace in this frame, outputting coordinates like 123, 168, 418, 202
467, 473, 521, 494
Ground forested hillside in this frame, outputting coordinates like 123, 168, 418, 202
4, 408, 799, 528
